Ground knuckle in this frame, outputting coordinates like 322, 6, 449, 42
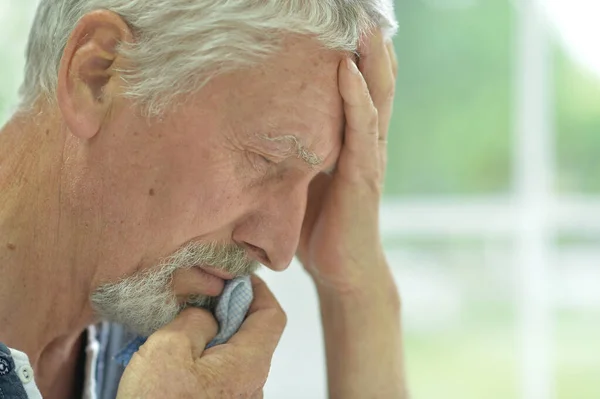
271, 304, 288, 326
275, 307, 288, 330
365, 172, 384, 196
368, 107, 379, 129
181, 307, 218, 332
360, 80, 372, 101
147, 329, 193, 352
181, 306, 213, 323
147, 329, 184, 347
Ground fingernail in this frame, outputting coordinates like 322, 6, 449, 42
346, 58, 360, 75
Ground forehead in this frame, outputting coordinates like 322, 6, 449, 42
203, 36, 346, 157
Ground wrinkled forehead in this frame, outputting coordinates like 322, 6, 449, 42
226, 36, 346, 140
270, 35, 346, 99
163, 35, 346, 160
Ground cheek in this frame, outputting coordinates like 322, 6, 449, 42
150, 154, 254, 238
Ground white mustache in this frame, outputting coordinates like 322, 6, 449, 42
90, 241, 260, 337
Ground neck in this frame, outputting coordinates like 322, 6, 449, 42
0, 107, 96, 369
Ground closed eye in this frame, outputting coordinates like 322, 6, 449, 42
258, 154, 275, 165
248, 152, 277, 175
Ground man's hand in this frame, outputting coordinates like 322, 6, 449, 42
116, 276, 286, 399
297, 30, 398, 295
297, 30, 407, 399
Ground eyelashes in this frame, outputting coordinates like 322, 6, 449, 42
246, 152, 273, 175
258, 154, 275, 165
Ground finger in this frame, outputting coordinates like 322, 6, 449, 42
148, 307, 218, 358
358, 30, 396, 142
298, 172, 332, 264
337, 57, 381, 182
196, 277, 284, 393
226, 275, 286, 351
386, 41, 398, 80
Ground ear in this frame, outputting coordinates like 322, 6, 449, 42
57, 10, 134, 140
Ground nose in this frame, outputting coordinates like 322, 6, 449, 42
233, 183, 308, 271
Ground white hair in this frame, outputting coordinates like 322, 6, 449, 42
20, 0, 398, 116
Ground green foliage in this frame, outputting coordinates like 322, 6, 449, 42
385, 0, 600, 196
385, 0, 512, 195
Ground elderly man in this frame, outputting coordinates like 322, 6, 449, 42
0, 0, 405, 398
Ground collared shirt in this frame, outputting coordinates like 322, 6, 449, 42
1, 323, 135, 399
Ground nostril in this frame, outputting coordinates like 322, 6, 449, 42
243, 242, 270, 266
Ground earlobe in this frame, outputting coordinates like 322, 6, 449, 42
56, 10, 133, 140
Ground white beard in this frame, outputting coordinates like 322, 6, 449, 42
90, 242, 258, 336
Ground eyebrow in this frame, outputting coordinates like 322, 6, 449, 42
261, 134, 324, 168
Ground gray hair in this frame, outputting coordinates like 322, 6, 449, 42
20, 0, 398, 115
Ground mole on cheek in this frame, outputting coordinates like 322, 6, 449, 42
6, 243, 16, 251
149, 188, 155, 196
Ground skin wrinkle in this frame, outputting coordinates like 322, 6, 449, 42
261, 134, 323, 168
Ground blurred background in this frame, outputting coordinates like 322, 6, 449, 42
1, 0, 598, 398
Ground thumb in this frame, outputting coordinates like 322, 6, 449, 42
150, 307, 218, 358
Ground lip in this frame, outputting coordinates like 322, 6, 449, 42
187, 267, 225, 296
197, 265, 235, 280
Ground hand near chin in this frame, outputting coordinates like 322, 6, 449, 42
116, 276, 285, 399
297, 31, 398, 297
